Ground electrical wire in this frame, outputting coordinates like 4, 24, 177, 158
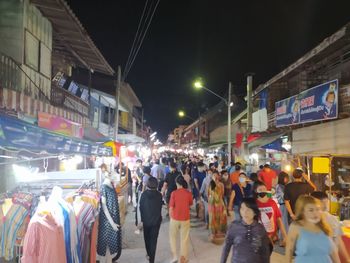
123, 0, 150, 78
123, 0, 161, 81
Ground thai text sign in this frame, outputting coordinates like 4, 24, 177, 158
38, 112, 83, 138
275, 80, 338, 127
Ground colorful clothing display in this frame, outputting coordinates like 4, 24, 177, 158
208, 182, 227, 235
0, 193, 32, 261
22, 213, 66, 263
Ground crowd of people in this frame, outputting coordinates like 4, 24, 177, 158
123, 153, 349, 263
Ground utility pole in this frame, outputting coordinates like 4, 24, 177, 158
228, 82, 232, 165
114, 66, 121, 141
247, 74, 253, 135
88, 69, 92, 125
198, 111, 201, 148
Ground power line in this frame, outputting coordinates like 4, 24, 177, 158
123, 0, 161, 81
123, 0, 150, 78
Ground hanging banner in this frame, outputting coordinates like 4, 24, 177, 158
0, 114, 112, 156
299, 79, 338, 123
275, 95, 299, 127
38, 112, 83, 138
275, 79, 338, 127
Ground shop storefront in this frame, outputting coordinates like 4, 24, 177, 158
0, 114, 127, 261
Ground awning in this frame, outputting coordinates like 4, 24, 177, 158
32, 0, 114, 75
90, 89, 128, 112
116, 134, 145, 144
248, 133, 285, 149
0, 114, 112, 156
83, 127, 110, 143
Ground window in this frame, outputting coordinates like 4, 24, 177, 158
25, 31, 39, 70
40, 43, 51, 77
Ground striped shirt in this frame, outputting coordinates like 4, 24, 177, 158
22, 213, 66, 263
0, 193, 32, 260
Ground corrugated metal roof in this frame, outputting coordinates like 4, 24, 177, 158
31, 0, 115, 76
254, 23, 350, 96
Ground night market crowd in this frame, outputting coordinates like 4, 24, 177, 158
124, 152, 350, 263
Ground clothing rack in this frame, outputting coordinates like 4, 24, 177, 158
4, 169, 102, 263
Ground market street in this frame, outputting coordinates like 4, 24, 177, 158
118, 204, 285, 263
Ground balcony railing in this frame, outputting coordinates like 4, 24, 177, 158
0, 53, 50, 102
50, 83, 89, 118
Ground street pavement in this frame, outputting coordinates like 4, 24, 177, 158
117, 204, 286, 263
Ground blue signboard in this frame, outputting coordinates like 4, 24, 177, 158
275, 95, 300, 127
299, 79, 338, 124
275, 79, 338, 127
0, 114, 112, 156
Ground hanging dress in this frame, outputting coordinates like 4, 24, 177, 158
97, 182, 121, 260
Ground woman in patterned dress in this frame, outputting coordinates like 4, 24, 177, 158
208, 170, 227, 240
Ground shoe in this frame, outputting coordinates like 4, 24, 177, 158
134, 229, 141, 235
170, 259, 178, 263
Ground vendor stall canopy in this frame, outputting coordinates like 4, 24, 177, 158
0, 114, 112, 156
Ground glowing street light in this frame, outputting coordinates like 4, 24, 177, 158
194, 80, 204, 89
193, 77, 233, 164
178, 110, 195, 121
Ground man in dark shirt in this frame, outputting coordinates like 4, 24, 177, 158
140, 177, 163, 263
284, 168, 316, 221
162, 162, 181, 205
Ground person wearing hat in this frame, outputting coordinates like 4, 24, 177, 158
139, 176, 162, 263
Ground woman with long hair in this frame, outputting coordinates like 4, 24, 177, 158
285, 195, 340, 263
220, 198, 270, 263
208, 170, 227, 240
275, 171, 289, 245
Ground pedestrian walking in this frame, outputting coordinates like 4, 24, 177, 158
221, 170, 232, 213
311, 191, 350, 262
258, 164, 277, 191
284, 168, 316, 221
228, 172, 252, 221
229, 162, 242, 185
193, 162, 207, 216
162, 162, 181, 215
139, 177, 163, 263
220, 198, 270, 263
285, 195, 340, 263
208, 170, 227, 240
183, 166, 192, 191
275, 171, 289, 245
169, 175, 193, 263
200, 168, 212, 227
255, 181, 287, 251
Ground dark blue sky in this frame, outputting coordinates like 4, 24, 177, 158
67, 0, 350, 140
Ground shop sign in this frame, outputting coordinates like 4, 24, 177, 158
275, 79, 338, 127
38, 112, 83, 138
312, 157, 330, 174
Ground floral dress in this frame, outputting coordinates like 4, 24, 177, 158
208, 181, 227, 235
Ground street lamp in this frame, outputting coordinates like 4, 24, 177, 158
178, 110, 195, 121
193, 79, 233, 164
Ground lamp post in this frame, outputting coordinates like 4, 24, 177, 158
194, 80, 233, 164
178, 110, 195, 121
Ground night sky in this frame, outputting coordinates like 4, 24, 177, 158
66, 0, 350, 141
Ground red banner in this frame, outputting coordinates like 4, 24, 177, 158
235, 133, 243, 148
38, 112, 83, 138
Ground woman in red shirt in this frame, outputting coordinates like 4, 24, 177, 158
169, 175, 193, 263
